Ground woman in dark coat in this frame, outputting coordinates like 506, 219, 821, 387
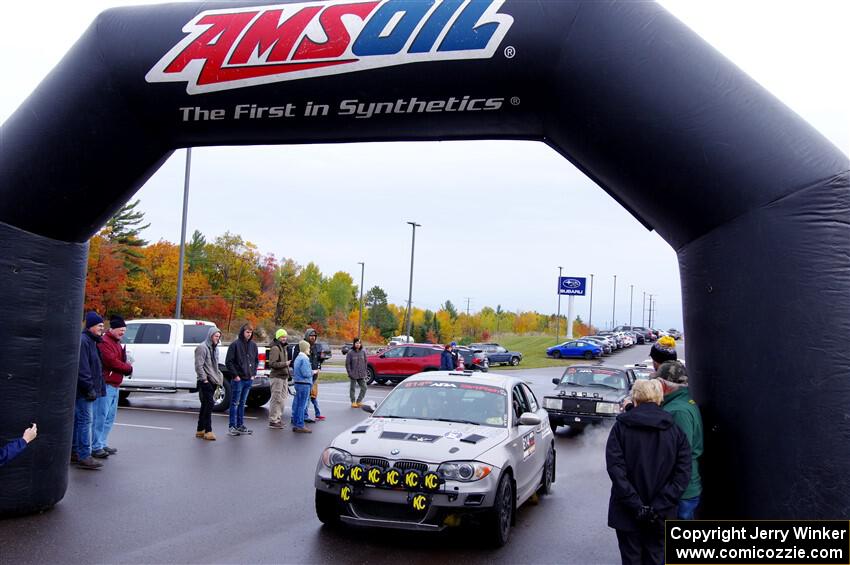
606, 379, 691, 565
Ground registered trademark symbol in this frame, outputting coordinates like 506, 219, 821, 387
504, 46, 516, 59
510, 97, 521, 106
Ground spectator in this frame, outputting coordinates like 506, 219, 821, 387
450, 341, 460, 369
0, 424, 37, 467
267, 329, 291, 429
291, 340, 314, 433
655, 360, 703, 520
649, 336, 677, 370
74, 312, 105, 470
225, 324, 258, 436
194, 326, 223, 441
440, 343, 454, 370
304, 328, 324, 422
92, 315, 133, 458
606, 379, 691, 565
346, 338, 368, 408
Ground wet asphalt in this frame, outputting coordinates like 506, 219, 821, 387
0, 344, 675, 564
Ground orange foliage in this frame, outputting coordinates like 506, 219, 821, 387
84, 236, 128, 315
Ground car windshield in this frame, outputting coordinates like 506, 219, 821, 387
558, 368, 627, 390
373, 380, 508, 427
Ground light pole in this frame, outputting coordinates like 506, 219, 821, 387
611, 274, 617, 329
588, 273, 594, 331
555, 266, 563, 343
175, 147, 192, 319
404, 222, 420, 341
357, 262, 365, 340
629, 284, 634, 326
647, 293, 654, 329
642, 291, 646, 326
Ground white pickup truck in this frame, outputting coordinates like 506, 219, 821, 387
119, 319, 271, 412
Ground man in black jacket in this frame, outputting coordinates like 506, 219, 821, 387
225, 324, 259, 436
606, 379, 691, 565
73, 312, 105, 470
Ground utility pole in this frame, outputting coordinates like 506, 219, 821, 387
465, 297, 472, 316
642, 292, 646, 326
647, 294, 655, 329
357, 262, 365, 340
611, 274, 617, 329
629, 284, 634, 326
175, 148, 192, 319
404, 222, 420, 340
588, 273, 594, 332
556, 266, 563, 344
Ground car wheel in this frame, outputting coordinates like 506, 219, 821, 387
212, 379, 232, 413
548, 417, 559, 432
509, 356, 519, 366
583, 351, 593, 360
484, 473, 514, 547
315, 490, 341, 526
539, 444, 555, 495
118, 390, 131, 404
551, 350, 561, 359
246, 389, 271, 408
366, 367, 377, 385
376, 378, 388, 386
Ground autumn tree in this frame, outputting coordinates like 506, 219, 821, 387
84, 235, 128, 315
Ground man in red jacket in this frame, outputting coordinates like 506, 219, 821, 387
93, 315, 133, 458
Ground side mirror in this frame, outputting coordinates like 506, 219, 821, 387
379, 354, 386, 358
361, 401, 377, 413
519, 412, 541, 426
552, 377, 560, 385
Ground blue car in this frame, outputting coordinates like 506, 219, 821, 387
546, 340, 602, 360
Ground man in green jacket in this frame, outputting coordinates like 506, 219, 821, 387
655, 360, 703, 519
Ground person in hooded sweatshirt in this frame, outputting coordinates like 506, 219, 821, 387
606, 379, 691, 565
194, 326, 223, 440
291, 340, 315, 433
225, 324, 259, 436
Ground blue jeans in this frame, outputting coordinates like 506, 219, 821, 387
678, 495, 701, 520
73, 397, 94, 460
291, 383, 311, 428
229, 379, 252, 428
93, 385, 119, 451
306, 396, 321, 418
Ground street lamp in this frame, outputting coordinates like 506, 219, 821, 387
175, 147, 192, 319
404, 222, 420, 341
357, 262, 365, 340
629, 284, 634, 326
588, 273, 594, 331
556, 266, 563, 344
611, 274, 617, 329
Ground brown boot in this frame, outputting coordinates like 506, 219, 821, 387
292, 427, 312, 433
195, 431, 205, 438
77, 457, 103, 470
203, 432, 217, 441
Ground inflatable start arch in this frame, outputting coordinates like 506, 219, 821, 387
0, 0, 848, 518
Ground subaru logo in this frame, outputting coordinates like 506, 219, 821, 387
562, 278, 582, 289
390, 449, 400, 455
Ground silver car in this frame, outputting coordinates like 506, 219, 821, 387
314, 371, 555, 547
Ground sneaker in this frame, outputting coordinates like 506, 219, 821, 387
195, 431, 205, 438
77, 457, 103, 470
228, 427, 241, 436
92, 449, 110, 459
269, 421, 284, 429
203, 432, 217, 441
292, 427, 312, 433
316, 415, 326, 421
104, 446, 118, 454
305, 418, 316, 424
351, 403, 359, 408
237, 425, 253, 435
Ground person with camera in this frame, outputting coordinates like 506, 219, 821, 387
73, 312, 106, 470
0, 424, 37, 467
605, 379, 691, 565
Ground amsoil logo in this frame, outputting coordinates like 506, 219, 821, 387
146, 0, 514, 94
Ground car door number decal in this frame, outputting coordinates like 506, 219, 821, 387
522, 431, 536, 461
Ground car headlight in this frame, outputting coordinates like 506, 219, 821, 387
543, 397, 562, 410
596, 402, 620, 414
437, 461, 492, 482
321, 447, 353, 468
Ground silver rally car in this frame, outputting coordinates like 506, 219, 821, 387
314, 371, 555, 547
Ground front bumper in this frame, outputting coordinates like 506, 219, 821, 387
315, 459, 502, 530
546, 410, 616, 426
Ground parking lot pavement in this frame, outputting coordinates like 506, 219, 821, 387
0, 365, 648, 564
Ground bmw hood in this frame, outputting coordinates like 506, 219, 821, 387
330, 418, 508, 464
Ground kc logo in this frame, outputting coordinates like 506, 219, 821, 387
146, 0, 514, 94
411, 494, 428, 512
404, 470, 421, 489
349, 465, 364, 483
340, 485, 352, 502
367, 467, 382, 485
385, 469, 401, 487
423, 472, 440, 491
332, 464, 347, 480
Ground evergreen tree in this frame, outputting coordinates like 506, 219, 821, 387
186, 230, 207, 272
442, 300, 458, 320
103, 199, 150, 274
365, 286, 398, 339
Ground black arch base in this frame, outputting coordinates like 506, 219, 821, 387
0, 0, 848, 518
0, 222, 87, 516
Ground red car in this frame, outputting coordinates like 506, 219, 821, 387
366, 344, 444, 385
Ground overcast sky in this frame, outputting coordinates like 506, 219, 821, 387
1, 1, 847, 331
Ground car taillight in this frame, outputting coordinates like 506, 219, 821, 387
258, 352, 266, 370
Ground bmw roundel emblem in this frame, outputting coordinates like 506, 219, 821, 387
390, 449, 400, 455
